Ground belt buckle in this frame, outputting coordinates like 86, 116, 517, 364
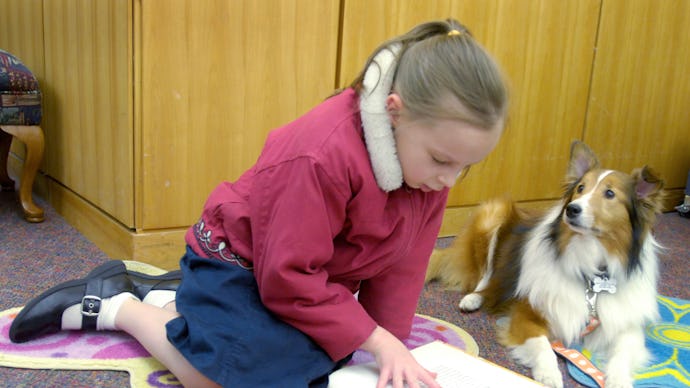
81, 295, 102, 317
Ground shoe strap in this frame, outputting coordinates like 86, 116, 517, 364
81, 277, 104, 330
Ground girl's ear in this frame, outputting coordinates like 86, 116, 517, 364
385, 93, 403, 127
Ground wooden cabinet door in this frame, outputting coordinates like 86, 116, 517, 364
138, 0, 340, 229
584, 0, 690, 190
43, 0, 134, 226
340, 0, 601, 205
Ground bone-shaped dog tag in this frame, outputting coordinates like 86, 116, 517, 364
592, 275, 617, 294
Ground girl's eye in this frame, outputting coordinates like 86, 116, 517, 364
432, 156, 447, 165
605, 189, 615, 199
577, 184, 585, 193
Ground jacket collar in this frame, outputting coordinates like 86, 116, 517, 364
359, 44, 403, 192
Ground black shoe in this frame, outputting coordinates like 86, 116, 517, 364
9, 260, 134, 343
126, 268, 182, 300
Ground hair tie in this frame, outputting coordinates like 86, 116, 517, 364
447, 29, 462, 37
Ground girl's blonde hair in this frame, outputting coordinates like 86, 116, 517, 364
351, 18, 508, 130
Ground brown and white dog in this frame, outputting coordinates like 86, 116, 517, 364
425, 141, 665, 388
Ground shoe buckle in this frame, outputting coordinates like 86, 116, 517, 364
81, 295, 102, 317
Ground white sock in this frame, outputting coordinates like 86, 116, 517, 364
61, 292, 139, 331
142, 290, 176, 308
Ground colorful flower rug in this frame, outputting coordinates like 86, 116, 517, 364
564, 295, 690, 387
0, 261, 477, 388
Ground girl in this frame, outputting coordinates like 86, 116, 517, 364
11, 18, 508, 388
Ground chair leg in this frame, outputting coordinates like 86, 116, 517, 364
0, 125, 45, 222
0, 130, 14, 190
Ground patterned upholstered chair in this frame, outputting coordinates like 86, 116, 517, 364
0, 49, 45, 222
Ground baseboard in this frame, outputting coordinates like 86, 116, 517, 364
131, 229, 187, 270
41, 177, 185, 270
439, 199, 558, 237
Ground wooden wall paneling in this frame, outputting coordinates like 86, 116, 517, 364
139, 0, 340, 229
42, 0, 134, 227
341, 0, 601, 206
584, 0, 690, 191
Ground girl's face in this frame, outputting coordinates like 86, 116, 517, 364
387, 94, 503, 192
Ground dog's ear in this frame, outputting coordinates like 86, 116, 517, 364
632, 166, 664, 199
566, 141, 599, 182
632, 165, 665, 216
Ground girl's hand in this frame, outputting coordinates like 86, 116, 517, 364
360, 326, 441, 388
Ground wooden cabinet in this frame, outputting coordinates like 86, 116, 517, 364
1, 0, 687, 268
42, 0, 340, 233
138, 0, 340, 229
584, 0, 690, 186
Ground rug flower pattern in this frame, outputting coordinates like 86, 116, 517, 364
640, 296, 690, 386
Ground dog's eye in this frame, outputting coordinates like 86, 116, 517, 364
577, 184, 585, 193
605, 189, 615, 199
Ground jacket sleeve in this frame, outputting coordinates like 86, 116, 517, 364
248, 156, 377, 361
356, 255, 427, 341
357, 192, 446, 341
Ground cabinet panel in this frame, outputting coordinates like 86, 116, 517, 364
42, 0, 134, 226
341, 0, 601, 205
139, 0, 340, 229
584, 0, 690, 188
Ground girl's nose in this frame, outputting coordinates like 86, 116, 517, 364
439, 166, 469, 188
438, 173, 457, 188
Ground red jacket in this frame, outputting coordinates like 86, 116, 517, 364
186, 88, 448, 360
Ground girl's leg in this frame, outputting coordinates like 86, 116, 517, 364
115, 299, 220, 388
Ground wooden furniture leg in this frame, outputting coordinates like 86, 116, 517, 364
0, 130, 14, 190
0, 125, 45, 222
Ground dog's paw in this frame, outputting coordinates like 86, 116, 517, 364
459, 293, 483, 311
604, 373, 633, 388
532, 366, 563, 388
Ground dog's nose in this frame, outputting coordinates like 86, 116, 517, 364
566, 203, 582, 218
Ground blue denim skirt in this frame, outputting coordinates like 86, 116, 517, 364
166, 247, 350, 387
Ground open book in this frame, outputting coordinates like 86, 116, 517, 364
328, 340, 545, 388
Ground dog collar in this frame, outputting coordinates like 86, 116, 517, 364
583, 273, 617, 336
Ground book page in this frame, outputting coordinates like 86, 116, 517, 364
328, 341, 544, 388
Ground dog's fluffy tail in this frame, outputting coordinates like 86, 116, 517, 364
425, 246, 458, 284
425, 197, 516, 292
